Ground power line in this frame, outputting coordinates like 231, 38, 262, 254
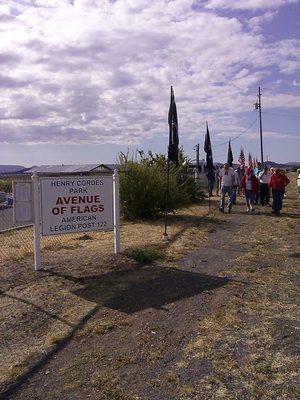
212, 116, 259, 148
243, 135, 257, 148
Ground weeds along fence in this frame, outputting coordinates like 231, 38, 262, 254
0, 174, 85, 264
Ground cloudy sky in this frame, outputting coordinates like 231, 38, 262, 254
0, 0, 300, 166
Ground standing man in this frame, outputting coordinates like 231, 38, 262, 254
269, 168, 290, 215
232, 168, 241, 205
258, 165, 271, 206
218, 163, 235, 213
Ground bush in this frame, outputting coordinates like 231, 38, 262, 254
126, 247, 164, 264
117, 150, 202, 219
0, 179, 12, 193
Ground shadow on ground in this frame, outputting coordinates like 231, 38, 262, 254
289, 252, 300, 258
1, 265, 228, 399
49, 265, 229, 314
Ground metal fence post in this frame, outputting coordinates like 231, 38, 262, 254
113, 169, 120, 253
32, 173, 41, 271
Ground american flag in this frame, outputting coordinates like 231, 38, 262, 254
248, 152, 252, 166
238, 148, 245, 165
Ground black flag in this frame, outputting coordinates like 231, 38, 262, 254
168, 86, 179, 165
204, 122, 213, 171
227, 140, 233, 167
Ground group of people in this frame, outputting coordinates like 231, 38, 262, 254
207, 163, 290, 215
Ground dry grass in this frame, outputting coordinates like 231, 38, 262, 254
90, 373, 139, 400
170, 177, 300, 399
0, 201, 211, 393
76, 318, 117, 337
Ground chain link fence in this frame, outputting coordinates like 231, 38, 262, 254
0, 174, 84, 264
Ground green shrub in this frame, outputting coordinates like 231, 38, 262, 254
0, 179, 12, 193
117, 150, 202, 219
126, 247, 164, 264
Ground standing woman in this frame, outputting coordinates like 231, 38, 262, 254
269, 168, 290, 215
240, 168, 260, 212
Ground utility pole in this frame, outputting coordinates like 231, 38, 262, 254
193, 144, 200, 177
258, 86, 264, 165
195, 143, 199, 172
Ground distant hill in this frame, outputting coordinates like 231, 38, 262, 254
0, 165, 26, 174
266, 161, 299, 169
285, 162, 300, 166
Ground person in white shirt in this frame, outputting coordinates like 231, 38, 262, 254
258, 165, 272, 206
218, 163, 236, 213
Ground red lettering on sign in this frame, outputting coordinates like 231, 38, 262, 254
70, 204, 105, 214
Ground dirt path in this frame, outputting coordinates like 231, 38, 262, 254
1, 187, 299, 400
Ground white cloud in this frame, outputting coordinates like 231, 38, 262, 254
247, 10, 278, 32
0, 0, 299, 145
204, 0, 299, 11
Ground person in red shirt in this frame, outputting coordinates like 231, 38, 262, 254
269, 168, 290, 215
240, 167, 260, 212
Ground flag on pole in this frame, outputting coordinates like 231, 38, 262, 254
204, 122, 214, 171
168, 86, 179, 165
248, 152, 252, 166
227, 140, 233, 167
238, 147, 245, 165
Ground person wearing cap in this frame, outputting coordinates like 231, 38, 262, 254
218, 162, 235, 213
258, 165, 272, 206
240, 167, 260, 212
269, 168, 290, 215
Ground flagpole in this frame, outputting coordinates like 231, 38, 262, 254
164, 85, 178, 240
163, 158, 170, 240
204, 121, 213, 214
208, 182, 211, 213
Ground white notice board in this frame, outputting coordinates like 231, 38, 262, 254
13, 181, 33, 223
40, 176, 114, 236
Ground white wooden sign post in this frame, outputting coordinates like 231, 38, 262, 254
17, 172, 121, 271
32, 173, 41, 271
113, 170, 121, 253
13, 180, 33, 223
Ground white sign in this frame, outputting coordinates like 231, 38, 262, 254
15, 181, 32, 201
13, 181, 33, 223
40, 176, 114, 236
